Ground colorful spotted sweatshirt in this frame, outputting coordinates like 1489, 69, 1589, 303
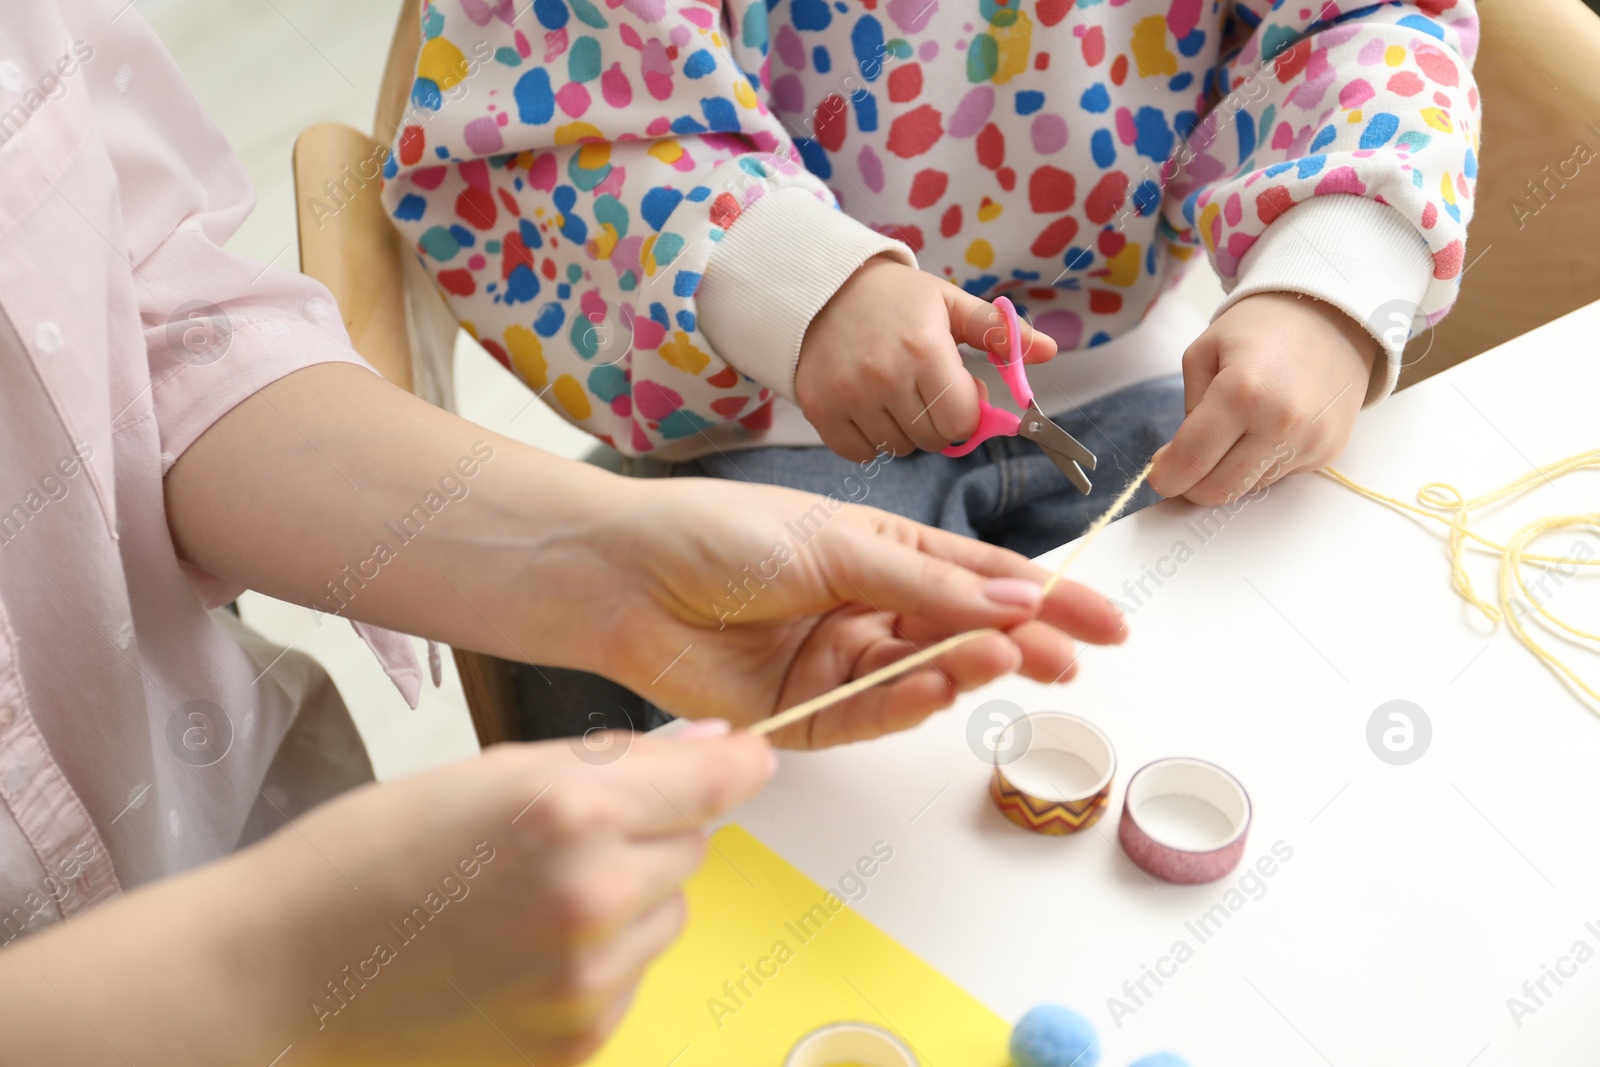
382, 0, 1480, 458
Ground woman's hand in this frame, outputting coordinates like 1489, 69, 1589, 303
0, 726, 772, 1066
523, 477, 1127, 747
290, 725, 772, 1064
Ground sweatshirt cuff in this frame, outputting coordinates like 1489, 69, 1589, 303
1215, 195, 1434, 405
697, 187, 916, 403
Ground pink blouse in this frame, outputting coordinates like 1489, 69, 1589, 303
0, 3, 419, 938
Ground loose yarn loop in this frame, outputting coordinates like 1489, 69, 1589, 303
1322, 448, 1600, 707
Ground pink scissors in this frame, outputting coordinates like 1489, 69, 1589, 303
942, 296, 1097, 494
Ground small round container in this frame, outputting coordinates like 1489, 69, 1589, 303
784, 1021, 919, 1067
990, 712, 1117, 835
1118, 758, 1252, 883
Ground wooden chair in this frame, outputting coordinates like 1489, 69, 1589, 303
1398, 0, 1600, 387
294, 0, 1600, 743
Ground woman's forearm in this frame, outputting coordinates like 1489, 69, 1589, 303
165, 362, 623, 670
0, 831, 343, 1064
166, 362, 1116, 724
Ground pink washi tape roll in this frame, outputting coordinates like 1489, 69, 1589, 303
1117, 758, 1252, 884
990, 712, 1116, 835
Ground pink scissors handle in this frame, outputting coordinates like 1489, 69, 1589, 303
942, 296, 1033, 457
942, 405, 1019, 457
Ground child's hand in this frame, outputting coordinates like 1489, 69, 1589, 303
1149, 292, 1380, 505
795, 256, 1057, 461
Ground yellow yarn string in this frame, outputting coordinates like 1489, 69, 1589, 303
1041, 458, 1157, 597
1322, 448, 1600, 707
752, 461, 1157, 736
753, 450, 1600, 737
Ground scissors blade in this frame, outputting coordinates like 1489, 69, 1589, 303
1018, 400, 1097, 495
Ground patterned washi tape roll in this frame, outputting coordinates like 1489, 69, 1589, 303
990, 712, 1116, 835
1117, 758, 1252, 884
784, 1021, 919, 1067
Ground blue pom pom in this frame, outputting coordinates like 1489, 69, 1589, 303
1129, 1056, 1189, 1067
1010, 1005, 1100, 1067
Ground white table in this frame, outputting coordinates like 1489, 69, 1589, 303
724, 300, 1600, 1067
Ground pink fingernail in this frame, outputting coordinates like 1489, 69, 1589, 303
674, 719, 731, 740
984, 577, 1043, 607
765, 747, 779, 777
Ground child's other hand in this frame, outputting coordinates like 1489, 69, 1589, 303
1149, 292, 1380, 505
795, 256, 1057, 461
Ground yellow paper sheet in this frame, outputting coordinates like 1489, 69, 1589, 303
583, 825, 1010, 1066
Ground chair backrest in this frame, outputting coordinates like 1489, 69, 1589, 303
293, 122, 413, 392
1399, 0, 1600, 388
375, 0, 421, 150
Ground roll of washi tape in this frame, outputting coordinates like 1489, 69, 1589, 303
1117, 758, 1251, 884
990, 712, 1116, 835
784, 1021, 919, 1067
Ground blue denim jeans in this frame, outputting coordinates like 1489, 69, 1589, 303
626, 374, 1186, 558
514, 374, 1185, 736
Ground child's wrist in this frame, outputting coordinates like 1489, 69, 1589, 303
1307, 292, 1380, 368
1241, 290, 1381, 370
699, 189, 914, 404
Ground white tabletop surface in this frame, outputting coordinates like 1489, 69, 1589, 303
722, 300, 1600, 1067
